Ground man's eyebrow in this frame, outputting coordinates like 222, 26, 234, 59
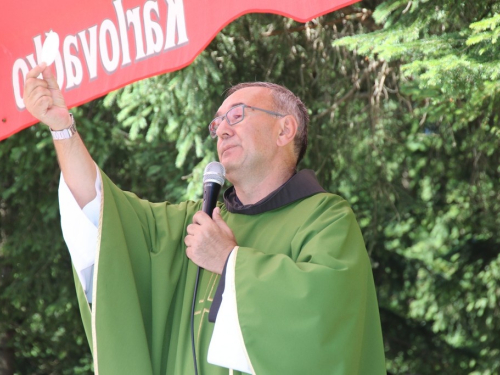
214, 102, 245, 117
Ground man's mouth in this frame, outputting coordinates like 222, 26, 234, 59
220, 145, 237, 157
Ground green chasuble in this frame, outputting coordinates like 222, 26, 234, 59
73, 170, 386, 375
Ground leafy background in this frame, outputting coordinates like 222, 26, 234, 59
1, 1, 499, 374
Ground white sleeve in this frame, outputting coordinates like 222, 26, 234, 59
207, 247, 254, 374
58, 165, 101, 302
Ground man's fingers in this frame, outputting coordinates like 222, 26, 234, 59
24, 80, 48, 102
22, 64, 70, 128
192, 211, 211, 225
186, 223, 198, 236
24, 73, 48, 99
24, 65, 51, 110
33, 93, 54, 114
23, 84, 52, 117
25, 63, 47, 80
41, 64, 60, 90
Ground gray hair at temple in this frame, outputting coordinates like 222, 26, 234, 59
226, 82, 309, 166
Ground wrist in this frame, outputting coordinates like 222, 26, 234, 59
50, 113, 77, 140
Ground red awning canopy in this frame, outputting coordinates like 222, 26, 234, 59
0, 0, 358, 140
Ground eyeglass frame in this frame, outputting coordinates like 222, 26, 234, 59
208, 104, 286, 138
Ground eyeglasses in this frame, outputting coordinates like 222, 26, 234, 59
208, 104, 285, 138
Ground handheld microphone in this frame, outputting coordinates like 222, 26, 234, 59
192, 161, 225, 375
201, 162, 225, 217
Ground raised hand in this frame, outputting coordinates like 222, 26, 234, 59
23, 63, 71, 130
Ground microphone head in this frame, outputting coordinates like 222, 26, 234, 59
203, 162, 225, 186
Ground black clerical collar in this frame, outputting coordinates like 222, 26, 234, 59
223, 169, 326, 215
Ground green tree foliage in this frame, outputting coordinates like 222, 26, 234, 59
1, 1, 499, 374
333, 2, 500, 374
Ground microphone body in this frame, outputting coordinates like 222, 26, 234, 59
201, 162, 226, 217
202, 181, 222, 217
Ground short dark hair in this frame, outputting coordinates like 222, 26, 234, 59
226, 82, 309, 165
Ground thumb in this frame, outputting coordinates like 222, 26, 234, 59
41, 64, 58, 88
213, 207, 229, 229
26, 62, 47, 81
212, 207, 223, 221
213, 207, 237, 245
41, 64, 67, 109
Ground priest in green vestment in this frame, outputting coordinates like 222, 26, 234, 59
23, 63, 387, 374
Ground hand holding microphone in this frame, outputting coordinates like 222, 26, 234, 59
184, 162, 237, 274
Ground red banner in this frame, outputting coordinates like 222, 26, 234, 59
0, 0, 358, 140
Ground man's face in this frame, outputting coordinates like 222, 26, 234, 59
215, 87, 282, 182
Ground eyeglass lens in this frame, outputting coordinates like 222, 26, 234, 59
209, 105, 245, 137
226, 105, 244, 125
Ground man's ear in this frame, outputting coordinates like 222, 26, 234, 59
276, 115, 298, 147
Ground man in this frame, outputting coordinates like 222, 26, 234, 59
23, 63, 386, 374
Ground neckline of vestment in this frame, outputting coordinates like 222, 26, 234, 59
222, 169, 326, 215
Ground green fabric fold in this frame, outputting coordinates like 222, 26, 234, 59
72, 169, 385, 375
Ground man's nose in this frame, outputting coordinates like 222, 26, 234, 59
216, 117, 233, 138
